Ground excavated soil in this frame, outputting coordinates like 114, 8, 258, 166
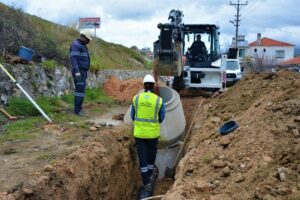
163, 71, 300, 200
103, 76, 143, 102
0, 126, 140, 200
1, 71, 299, 200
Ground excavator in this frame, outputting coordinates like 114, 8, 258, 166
137, 10, 228, 199
153, 9, 227, 92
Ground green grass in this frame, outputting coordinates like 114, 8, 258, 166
41, 59, 59, 69
0, 87, 114, 143
36, 152, 56, 161
202, 155, 213, 164
0, 113, 6, 125
0, 3, 148, 70
85, 88, 114, 104
0, 88, 114, 143
6, 96, 62, 116
61, 87, 114, 105
0, 117, 42, 143
144, 60, 153, 70
6, 87, 112, 117
0, 55, 4, 63
50, 112, 82, 123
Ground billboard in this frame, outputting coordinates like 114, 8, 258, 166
79, 17, 101, 29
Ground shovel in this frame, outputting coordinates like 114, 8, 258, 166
164, 99, 203, 178
0, 108, 17, 120
0, 63, 52, 123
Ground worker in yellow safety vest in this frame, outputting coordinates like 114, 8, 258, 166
130, 74, 165, 197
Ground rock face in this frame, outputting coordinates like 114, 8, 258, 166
0, 63, 150, 104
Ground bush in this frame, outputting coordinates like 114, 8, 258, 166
144, 60, 153, 70
41, 59, 59, 69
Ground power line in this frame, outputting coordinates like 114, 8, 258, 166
230, 0, 248, 49
240, 0, 258, 16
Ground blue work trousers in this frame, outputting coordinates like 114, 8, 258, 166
72, 70, 87, 114
135, 137, 158, 185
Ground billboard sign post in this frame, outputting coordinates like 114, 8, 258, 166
78, 17, 101, 36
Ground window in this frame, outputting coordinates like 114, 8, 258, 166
239, 49, 245, 58
254, 48, 257, 52
226, 60, 239, 70
275, 50, 285, 58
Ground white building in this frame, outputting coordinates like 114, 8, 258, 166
230, 35, 249, 60
248, 33, 295, 64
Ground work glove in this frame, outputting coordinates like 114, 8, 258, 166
75, 72, 81, 82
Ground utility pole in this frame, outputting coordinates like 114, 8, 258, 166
230, 0, 248, 49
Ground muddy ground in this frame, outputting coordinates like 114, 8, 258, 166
1, 71, 300, 200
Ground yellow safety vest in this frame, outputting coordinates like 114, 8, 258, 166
132, 92, 163, 139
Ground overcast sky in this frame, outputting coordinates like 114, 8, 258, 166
1, 0, 300, 50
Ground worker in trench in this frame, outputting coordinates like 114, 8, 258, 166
130, 74, 166, 198
69, 29, 93, 116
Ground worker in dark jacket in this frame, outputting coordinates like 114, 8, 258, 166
190, 34, 206, 52
131, 74, 165, 198
189, 34, 207, 60
69, 29, 93, 115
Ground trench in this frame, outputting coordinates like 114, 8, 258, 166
2, 87, 199, 200
124, 86, 200, 199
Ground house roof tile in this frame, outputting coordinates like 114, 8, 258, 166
280, 56, 300, 65
249, 37, 294, 47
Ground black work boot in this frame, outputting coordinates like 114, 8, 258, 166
138, 184, 151, 199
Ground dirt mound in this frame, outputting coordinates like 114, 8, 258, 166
164, 71, 300, 200
0, 127, 140, 200
103, 76, 143, 102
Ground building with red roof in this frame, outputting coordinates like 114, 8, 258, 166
248, 33, 295, 64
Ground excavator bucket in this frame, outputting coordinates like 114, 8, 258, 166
154, 42, 183, 77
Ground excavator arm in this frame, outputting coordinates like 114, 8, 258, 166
153, 9, 185, 77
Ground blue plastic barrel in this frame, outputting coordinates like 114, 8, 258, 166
18, 46, 34, 61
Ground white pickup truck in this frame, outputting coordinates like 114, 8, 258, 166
226, 59, 243, 86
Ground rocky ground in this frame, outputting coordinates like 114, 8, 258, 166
0, 71, 299, 200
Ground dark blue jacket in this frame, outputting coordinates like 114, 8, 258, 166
69, 39, 90, 73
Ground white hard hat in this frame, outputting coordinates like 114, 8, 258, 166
80, 29, 93, 41
143, 74, 155, 83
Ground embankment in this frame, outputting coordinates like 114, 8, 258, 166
0, 127, 140, 200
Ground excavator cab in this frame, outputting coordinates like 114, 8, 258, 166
154, 10, 226, 92
184, 25, 221, 68
187, 34, 208, 63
